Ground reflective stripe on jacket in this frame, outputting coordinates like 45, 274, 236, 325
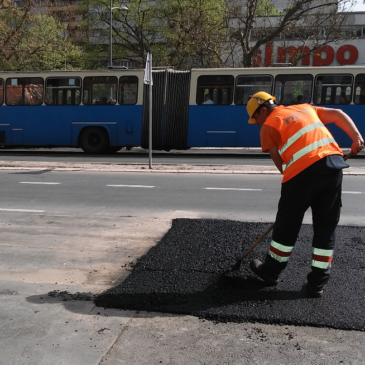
264, 105, 343, 183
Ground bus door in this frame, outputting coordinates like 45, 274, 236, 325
4, 77, 43, 146
0, 79, 9, 145
192, 74, 234, 147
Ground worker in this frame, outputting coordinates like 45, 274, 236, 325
303, 90, 311, 103
246, 91, 364, 298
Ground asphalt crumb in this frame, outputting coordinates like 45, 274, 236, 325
48, 290, 96, 301
94, 219, 364, 331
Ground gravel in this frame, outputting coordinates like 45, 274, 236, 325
94, 219, 365, 331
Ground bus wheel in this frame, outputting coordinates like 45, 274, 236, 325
80, 127, 109, 154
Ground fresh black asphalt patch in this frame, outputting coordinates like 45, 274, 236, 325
95, 219, 365, 331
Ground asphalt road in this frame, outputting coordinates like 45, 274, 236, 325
1, 163, 365, 364
0, 170, 364, 225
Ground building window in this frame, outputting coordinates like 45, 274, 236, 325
90, 29, 107, 37
356, 26, 365, 38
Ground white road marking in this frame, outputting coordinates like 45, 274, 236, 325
343, 191, 363, 194
0, 208, 45, 213
204, 187, 262, 191
19, 182, 60, 185
107, 184, 155, 188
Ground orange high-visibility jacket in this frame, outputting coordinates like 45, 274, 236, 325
264, 104, 343, 183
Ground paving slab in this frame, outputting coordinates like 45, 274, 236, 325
0, 280, 134, 365
97, 312, 365, 365
0, 211, 174, 365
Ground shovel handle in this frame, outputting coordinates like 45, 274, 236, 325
238, 223, 275, 262
344, 151, 353, 161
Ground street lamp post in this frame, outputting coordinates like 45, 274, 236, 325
109, 0, 128, 68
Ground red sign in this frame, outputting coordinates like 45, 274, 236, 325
252, 41, 359, 66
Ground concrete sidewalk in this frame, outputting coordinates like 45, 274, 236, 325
0, 159, 365, 176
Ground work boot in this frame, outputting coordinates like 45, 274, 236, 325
306, 282, 324, 298
250, 259, 279, 286
306, 272, 327, 298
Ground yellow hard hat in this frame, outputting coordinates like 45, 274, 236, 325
246, 91, 276, 124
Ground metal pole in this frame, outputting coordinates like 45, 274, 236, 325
109, 0, 112, 67
148, 53, 153, 169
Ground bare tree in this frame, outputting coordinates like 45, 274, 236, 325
157, 0, 227, 69
0, 0, 85, 70
45, 0, 87, 46
0, 0, 33, 64
85, 0, 161, 68
83, 0, 357, 69
85, 0, 227, 68
226, 0, 356, 67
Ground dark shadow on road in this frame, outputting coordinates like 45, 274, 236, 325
9, 169, 54, 175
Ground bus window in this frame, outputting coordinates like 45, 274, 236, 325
274, 74, 313, 105
354, 74, 365, 104
0, 79, 3, 105
235, 75, 273, 105
335, 87, 341, 104
313, 74, 353, 105
83, 76, 117, 105
327, 87, 334, 104
45, 77, 82, 105
6, 77, 44, 106
196, 75, 234, 105
119, 76, 138, 105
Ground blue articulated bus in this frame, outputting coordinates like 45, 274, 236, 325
0, 66, 364, 153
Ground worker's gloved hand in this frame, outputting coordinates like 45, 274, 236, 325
351, 137, 364, 155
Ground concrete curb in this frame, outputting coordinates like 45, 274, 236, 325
0, 165, 364, 176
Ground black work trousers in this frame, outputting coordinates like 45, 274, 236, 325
264, 157, 343, 289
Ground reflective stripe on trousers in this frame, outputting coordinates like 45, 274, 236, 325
312, 248, 333, 269
268, 240, 294, 263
